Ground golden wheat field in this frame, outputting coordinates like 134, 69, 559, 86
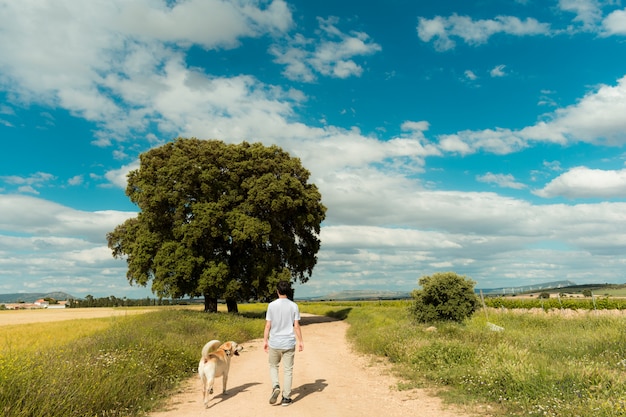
0, 307, 157, 326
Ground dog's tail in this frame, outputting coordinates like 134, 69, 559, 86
201, 340, 222, 360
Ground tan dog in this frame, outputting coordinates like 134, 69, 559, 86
198, 340, 243, 408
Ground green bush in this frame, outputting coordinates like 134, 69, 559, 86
409, 271, 479, 323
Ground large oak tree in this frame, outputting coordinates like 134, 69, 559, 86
107, 138, 326, 312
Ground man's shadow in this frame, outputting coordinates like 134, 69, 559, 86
291, 379, 328, 402
205, 382, 261, 409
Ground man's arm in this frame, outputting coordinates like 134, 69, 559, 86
263, 320, 271, 353
293, 319, 304, 352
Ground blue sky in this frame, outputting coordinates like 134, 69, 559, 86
2, 0, 626, 299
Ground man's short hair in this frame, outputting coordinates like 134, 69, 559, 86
276, 280, 291, 296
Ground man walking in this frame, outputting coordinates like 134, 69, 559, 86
263, 280, 304, 406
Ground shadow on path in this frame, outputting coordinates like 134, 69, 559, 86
291, 379, 329, 403
300, 308, 352, 325
205, 382, 261, 409
299, 315, 340, 325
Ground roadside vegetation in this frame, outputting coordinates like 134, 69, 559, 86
0, 309, 264, 417
484, 295, 626, 310
342, 301, 626, 417
2, 301, 626, 416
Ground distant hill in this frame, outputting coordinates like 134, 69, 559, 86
298, 281, 586, 301
0, 292, 75, 304
298, 289, 412, 301
297, 281, 589, 301
477, 280, 578, 295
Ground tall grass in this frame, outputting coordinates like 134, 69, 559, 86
343, 302, 626, 417
2, 318, 115, 354
0, 309, 264, 417
5, 302, 626, 416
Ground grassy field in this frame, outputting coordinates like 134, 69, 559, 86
600, 287, 626, 297
0, 308, 264, 417
484, 295, 626, 310
2, 302, 626, 417
296, 300, 626, 416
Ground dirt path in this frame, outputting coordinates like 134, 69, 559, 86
149, 315, 488, 417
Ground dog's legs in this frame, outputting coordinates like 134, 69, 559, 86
222, 372, 228, 394
202, 377, 214, 408
200, 374, 209, 408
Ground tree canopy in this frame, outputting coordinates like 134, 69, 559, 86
410, 271, 480, 323
107, 138, 326, 312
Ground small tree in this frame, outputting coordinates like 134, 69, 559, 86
538, 292, 550, 299
410, 272, 479, 323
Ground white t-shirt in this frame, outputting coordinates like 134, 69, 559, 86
266, 297, 301, 349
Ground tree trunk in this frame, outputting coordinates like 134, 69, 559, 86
226, 298, 239, 313
204, 296, 218, 312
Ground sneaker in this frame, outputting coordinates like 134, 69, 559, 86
281, 397, 293, 406
269, 386, 281, 404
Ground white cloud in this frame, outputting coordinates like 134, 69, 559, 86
417, 1, 619, 50
0, 194, 140, 297
559, 0, 602, 30
434, 75, 626, 155
68, 175, 84, 186
438, 128, 528, 155
544, 160, 563, 171
538, 90, 558, 107
477, 173, 527, 189
523, 75, 626, 145
0, 0, 416, 205
0, 172, 56, 194
297, 189, 626, 294
321, 225, 462, 249
0, 194, 136, 243
401, 120, 430, 134
270, 16, 382, 82
0, 0, 293, 145
417, 16, 455, 51
490, 64, 507, 77
417, 14, 550, 51
464, 70, 478, 80
602, 8, 626, 35
534, 167, 626, 198
104, 161, 139, 189
1, 172, 55, 186
17, 186, 39, 194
